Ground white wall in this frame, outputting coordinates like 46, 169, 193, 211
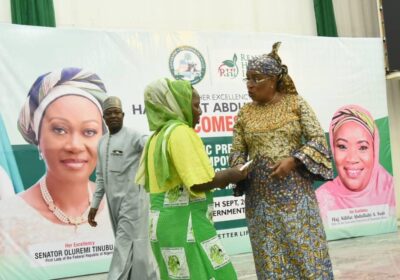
333, 0, 380, 37
0, 0, 318, 35
0, 0, 11, 23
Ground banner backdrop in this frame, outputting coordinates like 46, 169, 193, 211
0, 114, 23, 198
0, 23, 396, 279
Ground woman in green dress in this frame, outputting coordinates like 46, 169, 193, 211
137, 78, 247, 280
230, 42, 334, 279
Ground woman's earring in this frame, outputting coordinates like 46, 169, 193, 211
38, 148, 43, 160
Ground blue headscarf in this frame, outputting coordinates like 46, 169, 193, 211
18, 67, 108, 145
247, 42, 298, 95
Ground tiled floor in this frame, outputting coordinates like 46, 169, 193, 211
327, 230, 400, 280
63, 229, 400, 280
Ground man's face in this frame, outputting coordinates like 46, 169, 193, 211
103, 107, 124, 133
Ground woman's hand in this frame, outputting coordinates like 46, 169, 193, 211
227, 165, 249, 185
88, 208, 98, 227
270, 157, 298, 179
192, 165, 249, 192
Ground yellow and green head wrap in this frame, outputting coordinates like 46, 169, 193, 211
140, 78, 194, 191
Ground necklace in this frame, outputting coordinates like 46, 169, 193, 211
40, 178, 92, 226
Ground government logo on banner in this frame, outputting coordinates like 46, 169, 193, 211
169, 46, 206, 85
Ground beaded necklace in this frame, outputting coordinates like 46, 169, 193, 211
40, 178, 92, 227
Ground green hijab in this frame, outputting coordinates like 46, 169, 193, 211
141, 78, 193, 191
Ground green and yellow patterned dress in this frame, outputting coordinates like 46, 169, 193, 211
230, 94, 334, 279
147, 125, 237, 280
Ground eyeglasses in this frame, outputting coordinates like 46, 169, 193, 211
243, 76, 272, 85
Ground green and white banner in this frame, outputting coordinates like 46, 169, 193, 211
0, 23, 395, 279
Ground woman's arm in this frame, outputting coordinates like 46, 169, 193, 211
191, 165, 247, 192
292, 95, 333, 180
169, 125, 247, 194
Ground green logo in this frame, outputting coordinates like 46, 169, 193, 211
169, 46, 206, 85
210, 244, 225, 265
167, 255, 181, 276
166, 186, 184, 202
218, 54, 239, 79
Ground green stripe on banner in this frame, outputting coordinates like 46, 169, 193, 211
376, 117, 393, 174
201, 136, 232, 174
213, 189, 234, 197
12, 144, 45, 190
215, 219, 248, 230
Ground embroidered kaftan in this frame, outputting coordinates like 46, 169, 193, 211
230, 94, 334, 280
92, 126, 158, 280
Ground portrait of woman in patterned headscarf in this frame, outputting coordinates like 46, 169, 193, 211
0, 67, 114, 279
316, 104, 396, 239
229, 42, 334, 279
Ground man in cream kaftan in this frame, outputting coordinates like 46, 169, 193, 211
89, 96, 158, 280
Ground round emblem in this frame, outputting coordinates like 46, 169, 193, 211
169, 46, 206, 85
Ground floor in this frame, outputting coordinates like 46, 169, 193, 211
63, 229, 400, 280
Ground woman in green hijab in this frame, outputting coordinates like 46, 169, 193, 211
137, 78, 247, 280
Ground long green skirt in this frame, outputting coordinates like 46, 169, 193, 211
149, 186, 237, 280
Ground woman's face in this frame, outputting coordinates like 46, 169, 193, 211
38, 95, 103, 182
246, 70, 277, 104
333, 121, 374, 192
191, 88, 202, 128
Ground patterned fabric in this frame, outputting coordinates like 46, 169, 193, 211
17, 67, 107, 145
138, 78, 194, 191
146, 123, 236, 279
149, 190, 236, 280
230, 94, 333, 179
229, 94, 334, 279
245, 169, 333, 279
247, 42, 298, 95
331, 105, 375, 137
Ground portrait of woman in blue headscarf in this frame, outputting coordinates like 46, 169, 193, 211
0, 68, 114, 279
